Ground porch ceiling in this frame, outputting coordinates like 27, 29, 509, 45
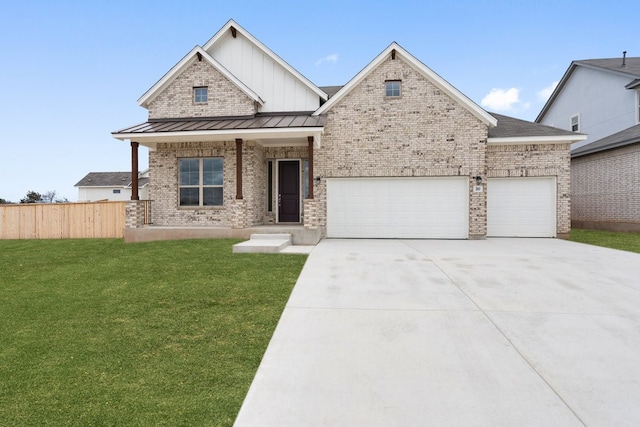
112, 114, 325, 149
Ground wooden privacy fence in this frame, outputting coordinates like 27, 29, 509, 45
0, 201, 126, 239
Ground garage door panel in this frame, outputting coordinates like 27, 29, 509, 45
487, 177, 556, 237
327, 177, 468, 239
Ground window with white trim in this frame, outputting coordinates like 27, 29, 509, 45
179, 158, 223, 206
113, 189, 121, 194
194, 87, 208, 103
570, 114, 580, 132
385, 80, 401, 97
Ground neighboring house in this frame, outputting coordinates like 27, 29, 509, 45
75, 170, 150, 201
112, 19, 584, 242
536, 55, 640, 232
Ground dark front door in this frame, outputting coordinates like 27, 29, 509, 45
278, 161, 300, 222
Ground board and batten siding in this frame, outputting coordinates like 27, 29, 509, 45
206, 31, 321, 112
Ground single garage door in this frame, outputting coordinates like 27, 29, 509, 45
326, 177, 468, 239
487, 177, 557, 237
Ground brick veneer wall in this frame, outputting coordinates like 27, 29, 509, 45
486, 143, 571, 235
571, 144, 640, 224
148, 142, 311, 227
149, 141, 269, 227
315, 56, 489, 237
147, 59, 257, 119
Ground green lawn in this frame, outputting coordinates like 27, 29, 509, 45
570, 228, 640, 254
0, 239, 307, 426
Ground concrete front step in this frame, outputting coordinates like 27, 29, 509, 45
232, 234, 292, 254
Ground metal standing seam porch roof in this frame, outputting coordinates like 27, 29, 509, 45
112, 113, 326, 148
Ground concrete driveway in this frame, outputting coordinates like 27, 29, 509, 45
234, 239, 640, 426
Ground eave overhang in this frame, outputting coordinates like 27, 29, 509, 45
487, 134, 587, 145
112, 113, 325, 149
113, 127, 323, 149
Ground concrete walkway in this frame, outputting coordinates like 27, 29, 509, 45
234, 239, 640, 426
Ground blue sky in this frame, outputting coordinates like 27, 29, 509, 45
0, 0, 636, 202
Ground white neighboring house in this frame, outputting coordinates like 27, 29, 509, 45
536, 54, 640, 232
75, 169, 149, 201
536, 54, 640, 149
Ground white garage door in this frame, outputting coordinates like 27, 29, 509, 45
326, 177, 468, 239
487, 177, 557, 237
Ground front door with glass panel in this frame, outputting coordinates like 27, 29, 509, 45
278, 160, 300, 222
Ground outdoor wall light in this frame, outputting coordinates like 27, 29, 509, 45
314, 176, 322, 184
474, 176, 483, 185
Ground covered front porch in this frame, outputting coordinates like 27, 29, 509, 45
111, 113, 325, 243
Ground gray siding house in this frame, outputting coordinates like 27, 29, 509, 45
537, 55, 640, 232
113, 20, 584, 242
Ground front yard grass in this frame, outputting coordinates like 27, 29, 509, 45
570, 228, 640, 254
0, 239, 306, 426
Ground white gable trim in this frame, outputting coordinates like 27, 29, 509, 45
137, 46, 264, 108
203, 19, 328, 101
313, 43, 497, 127
487, 134, 587, 145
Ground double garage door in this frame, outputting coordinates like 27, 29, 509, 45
326, 177, 556, 239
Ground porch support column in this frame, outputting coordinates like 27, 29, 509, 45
130, 141, 139, 201
307, 136, 314, 199
235, 138, 243, 199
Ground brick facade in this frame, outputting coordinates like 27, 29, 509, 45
128, 33, 573, 239
147, 59, 256, 119
315, 57, 489, 237
571, 144, 640, 225
486, 144, 572, 235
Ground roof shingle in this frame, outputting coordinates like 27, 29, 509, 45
75, 172, 149, 188
571, 124, 640, 157
489, 113, 580, 139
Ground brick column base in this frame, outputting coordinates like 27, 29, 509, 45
125, 201, 145, 229
230, 199, 248, 229
303, 199, 319, 229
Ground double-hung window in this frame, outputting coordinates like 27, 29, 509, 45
570, 114, 580, 132
179, 158, 223, 206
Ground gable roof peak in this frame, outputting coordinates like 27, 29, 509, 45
314, 42, 496, 127
203, 19, 327, 100
536, 55, 640, 122
137, 45, 264, 108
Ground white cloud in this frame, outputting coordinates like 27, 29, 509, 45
315, 54, 338, 66
537, 81, 559, 101
480, 88, 520, 111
